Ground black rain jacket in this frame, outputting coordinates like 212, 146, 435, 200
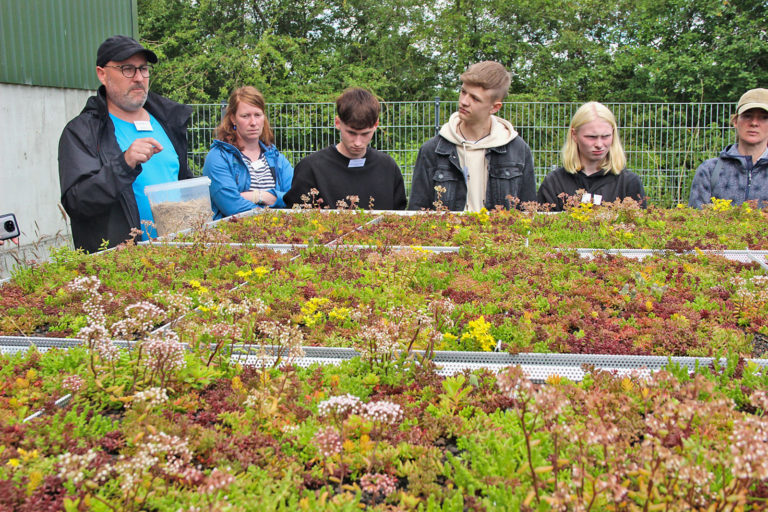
58, 86, 192, 253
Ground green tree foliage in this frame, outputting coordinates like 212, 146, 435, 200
138, 0, 768, 104
139, 0, 438, 102
615, 0, 768, 102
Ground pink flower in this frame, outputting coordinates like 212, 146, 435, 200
313, 426, 343, 457
360, 472, 397, 497
62, 374, 86, 393
361, 400, 403, 425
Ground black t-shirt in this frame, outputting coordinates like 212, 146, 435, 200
537, 166, 647, 211
284, 145, 407, 210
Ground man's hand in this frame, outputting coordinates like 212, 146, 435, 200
124, 137, 163, 168
0, 237, 19, 246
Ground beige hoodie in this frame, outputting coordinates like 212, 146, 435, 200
439, 112, 518, 212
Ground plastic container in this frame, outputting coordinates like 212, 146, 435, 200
145, 177, 213, 236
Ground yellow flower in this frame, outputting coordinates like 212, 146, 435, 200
621, 377, 633, 393
305, 311, 325, 327
409, 246, 433, 256
231, 376, 245, 393
358, 434, 373, 452
7, 458, 20, 467
328, 307, 351, 322
253, 266, 270, 278
461, 316, 495, 351
522, 311, 533, 324
546, 374, 563, 386
27, 470, 44, 494
301, 297, 330, 316
710, 197, 732, 212
310, 219, 327, 233
188, 279, 201, 289
471, 207, 490, 224
18, 448, 39, 462
569, 202, 594, 222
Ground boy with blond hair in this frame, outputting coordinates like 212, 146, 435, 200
409, 61, 535, 211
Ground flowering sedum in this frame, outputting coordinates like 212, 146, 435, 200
313, 426, 343, 457
361, 400, 403, 426
317, 394, 362, 418
130, 387, 169, 409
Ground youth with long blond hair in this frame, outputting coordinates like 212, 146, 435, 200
537, 101, 646, 211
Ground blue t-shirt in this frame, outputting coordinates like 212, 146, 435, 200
110, 113, 179, 239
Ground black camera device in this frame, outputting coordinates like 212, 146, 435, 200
0, 213, 20, 241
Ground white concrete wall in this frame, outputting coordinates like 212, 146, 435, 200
0, 83, 94, 278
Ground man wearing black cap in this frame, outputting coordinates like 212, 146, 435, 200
58, 35, 193, 253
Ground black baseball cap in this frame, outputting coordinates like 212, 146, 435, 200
96, 35, 158, 67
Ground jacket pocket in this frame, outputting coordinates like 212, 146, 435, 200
488, 165, 523, 208
431, 167, 460, 209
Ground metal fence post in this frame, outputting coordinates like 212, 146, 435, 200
434, 96, 440, 136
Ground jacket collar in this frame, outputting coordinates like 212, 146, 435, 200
212, 138, 273, 155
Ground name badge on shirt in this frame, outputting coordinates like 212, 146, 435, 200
348, 158, 366, 168
134, 120, 153, 131
581, 193, 603, 205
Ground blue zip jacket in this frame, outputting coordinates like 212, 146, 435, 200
203, 139, 294, 219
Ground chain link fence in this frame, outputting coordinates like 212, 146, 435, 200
188, 101, 736, 207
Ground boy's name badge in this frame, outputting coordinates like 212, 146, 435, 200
348, 158, 366, 168
134, 120, 153, 131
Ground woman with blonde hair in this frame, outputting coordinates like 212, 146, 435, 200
537, 101, 646, 211
203, 86, 293, 219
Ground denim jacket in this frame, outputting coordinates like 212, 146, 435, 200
203, 139, 293, 219
408, 134, 536, 210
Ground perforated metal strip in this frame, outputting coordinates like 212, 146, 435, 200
572, 248, 768, 265
4, 337, 766, 384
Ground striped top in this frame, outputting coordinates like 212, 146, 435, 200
244, 153, 276, 191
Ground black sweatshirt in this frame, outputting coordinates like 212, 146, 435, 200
284, 145, 407, 210
537, 166, 647, 211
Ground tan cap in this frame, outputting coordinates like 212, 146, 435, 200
736, 88, 768, 115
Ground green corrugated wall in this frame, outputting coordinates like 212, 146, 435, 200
0, 0, 138, 90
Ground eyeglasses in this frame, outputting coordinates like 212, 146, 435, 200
102, 64, 153, 78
